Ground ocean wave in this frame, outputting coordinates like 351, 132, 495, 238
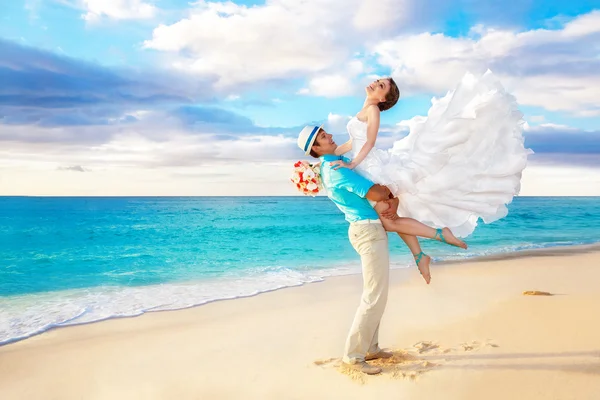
0, 264, 365, 346
432, 239, 599, 262
1, 240, 597, 346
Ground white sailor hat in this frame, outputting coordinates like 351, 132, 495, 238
297, 124, 323, 155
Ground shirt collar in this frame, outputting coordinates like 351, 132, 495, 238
319, 154, 342, 162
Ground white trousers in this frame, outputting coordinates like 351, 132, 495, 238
342, 221, 390, 364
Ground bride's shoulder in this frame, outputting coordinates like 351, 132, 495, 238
356, 105, 378, 122
355, 105, 380, 124
366, 104, 380, 116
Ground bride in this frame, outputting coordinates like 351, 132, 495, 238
329, 70, 531, 282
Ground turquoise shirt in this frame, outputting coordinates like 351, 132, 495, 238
319, 154, 379, 223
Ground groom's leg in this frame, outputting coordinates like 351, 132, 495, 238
343, 223, 390, 364
368, 322, 381, 355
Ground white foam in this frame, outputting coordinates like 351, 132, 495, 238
0, 263, 381, 345
2, 240, 589, 346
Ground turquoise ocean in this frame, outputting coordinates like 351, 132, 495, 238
1, 196, 599, 345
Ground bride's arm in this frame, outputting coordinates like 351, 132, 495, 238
334, 139, 352, 156
348, 105, 380, 168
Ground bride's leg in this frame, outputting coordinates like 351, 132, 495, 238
375, 203, 431, 284
397, 233, 421, 256
373, 202, 438, 237
380, 217, 432, 284
373, 201, 467, 249
398, 233, 431, 285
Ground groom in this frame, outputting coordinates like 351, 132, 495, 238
297, 125, 399, 375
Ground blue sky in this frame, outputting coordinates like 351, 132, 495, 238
1, 0, 599, 195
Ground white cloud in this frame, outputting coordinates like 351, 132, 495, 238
25, 0, 42, 20
576, 110, 600, 117
528, 115, 545, 123
299, 74, 355, 98
0, 118, 301, 197
93, 131, 296, 168
143, 0, 407, 87
142, 3, 600, 117
2, 116, 599, 196
519, 165, 600, 196
524, 123, 579, 132
6, 6, 600, 196
0, 162, 301, 196
352, 0, 411, 32
82, 0, 157, 21
58, 165, 87, 172
374, 32, 478, 95
325, 112, 352, 133
373, 11, 600, 114
299, 59, 368, 97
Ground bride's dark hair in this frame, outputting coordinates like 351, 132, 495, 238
378, 78, 400, 112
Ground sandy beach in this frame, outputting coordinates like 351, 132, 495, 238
1, 246, 599, 400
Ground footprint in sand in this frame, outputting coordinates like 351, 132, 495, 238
315, 351, 438, 383
315, 340, 499, 383
456, 340, 500, 351
459, 341, 479, 351
313, 357, 338, 367
413, 341, 439, 354
523, 290, 553, 296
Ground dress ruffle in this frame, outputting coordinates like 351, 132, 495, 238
348, 70, 533, 237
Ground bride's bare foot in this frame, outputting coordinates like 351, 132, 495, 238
436, 227, 468, 249
414, 252, 431, 284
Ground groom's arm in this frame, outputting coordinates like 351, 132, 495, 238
380, 197, 400, 218
332, 167, 393, 201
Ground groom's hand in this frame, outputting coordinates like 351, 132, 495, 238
381, 197, 399, 219
330, 160, 355, 170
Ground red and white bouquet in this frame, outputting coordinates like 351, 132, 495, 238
290, 161, 322, 196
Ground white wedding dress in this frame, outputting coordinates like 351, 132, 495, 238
347, 70, 532, 237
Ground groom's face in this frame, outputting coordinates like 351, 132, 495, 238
312, 129, 337, 155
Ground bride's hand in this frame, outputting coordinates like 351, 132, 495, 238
330, 160, 356, 170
